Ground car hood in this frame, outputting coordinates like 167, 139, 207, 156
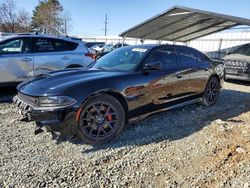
223, 54, 250, 62
18, 68, 128, 96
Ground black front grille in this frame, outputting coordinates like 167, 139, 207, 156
224, 61, 249, 70
13, 95, 33, 112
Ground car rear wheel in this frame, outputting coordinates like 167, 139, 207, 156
77, 94, 125, 144
202, 76, 220, 107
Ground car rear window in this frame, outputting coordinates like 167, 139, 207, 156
232, 44, 250, 56
64, 41, 78, 51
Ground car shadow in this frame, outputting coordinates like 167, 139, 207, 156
81, 88, 250, 153
0, 87, 17, 103
2, 86, 248, 152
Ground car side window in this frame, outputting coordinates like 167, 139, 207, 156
145, 47, 178, 70
202, 54, 211, 62
195, 50, 211, 63
196, 51, 202, 62
0, 38, 31, 54
34, 38, 78, 53
34, 38, 54, 53
177, 47, 198, 66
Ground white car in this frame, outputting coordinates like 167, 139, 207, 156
0, 33, 95, 86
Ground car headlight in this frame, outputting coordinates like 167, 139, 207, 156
37, 96, 76, 107
215, 64, 224, 73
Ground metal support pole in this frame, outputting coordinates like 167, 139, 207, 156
122, 36, 126, 46
218, 38, 223, 58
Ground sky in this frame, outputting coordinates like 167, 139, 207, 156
1, 0, 250, 36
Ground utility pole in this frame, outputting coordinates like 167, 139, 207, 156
104, 14, 108, 36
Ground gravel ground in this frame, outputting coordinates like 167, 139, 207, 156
0, 81, 250, 188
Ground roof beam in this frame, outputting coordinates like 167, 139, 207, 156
120, 6, 182, 37
181, 23, 239, 42
156, 17, 214, 40
139, 13, 196, 38
120, 6, 250, 41
171, 20, 227, 41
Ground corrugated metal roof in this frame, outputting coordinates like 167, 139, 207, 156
120, 6, 250, 42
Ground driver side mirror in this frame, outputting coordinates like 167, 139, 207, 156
143, 61, 161, 71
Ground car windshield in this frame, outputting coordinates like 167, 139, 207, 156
92, 46, 149, 71
231, 44, 250, 56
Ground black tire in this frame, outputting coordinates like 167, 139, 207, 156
202, 76, 220, 107
77, 94, 125, 144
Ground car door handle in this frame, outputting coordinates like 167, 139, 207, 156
62, 56, 70, 60
22, 57, 32, 62
175, 73, 183, 79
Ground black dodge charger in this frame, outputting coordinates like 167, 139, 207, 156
13, 44, 224, 144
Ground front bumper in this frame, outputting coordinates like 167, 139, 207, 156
13, 95, 75, 126
225, 70, 250, 82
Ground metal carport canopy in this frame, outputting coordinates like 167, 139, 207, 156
120, 6, 250, 42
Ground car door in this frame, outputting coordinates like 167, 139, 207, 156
176, 46, 211, 95
33, 37, 70, 76
142, 46, 187, 107
0, 37, 33, 84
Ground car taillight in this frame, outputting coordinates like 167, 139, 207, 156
85, 52, 96, 59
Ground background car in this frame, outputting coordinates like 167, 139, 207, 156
90, 43, 105, 52
0, 33, 95, 86
13, 44, 224, 144
0, 32, 15, 41
224, 43, 250, 81
97, 42, 129, 59
85, 42, 105, 48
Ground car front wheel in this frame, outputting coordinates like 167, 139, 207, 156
202, 76, 220, 107
77, 94, 125, 144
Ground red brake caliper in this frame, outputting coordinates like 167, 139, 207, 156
106, 107, 113, 121
107, 114, 112, 121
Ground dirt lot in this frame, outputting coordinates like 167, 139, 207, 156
0, 81, 250, 188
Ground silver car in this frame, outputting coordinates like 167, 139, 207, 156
0, 33, 95, 86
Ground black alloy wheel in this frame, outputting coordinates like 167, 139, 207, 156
77, 94, 125, 144
202, 77, 220, 107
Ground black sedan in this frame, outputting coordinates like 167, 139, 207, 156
13, 44, 224, 144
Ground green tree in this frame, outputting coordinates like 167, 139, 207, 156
31, 0, 65, 35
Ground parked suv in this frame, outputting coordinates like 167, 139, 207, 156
224, 43, 250, 81
0, 33, 95, 86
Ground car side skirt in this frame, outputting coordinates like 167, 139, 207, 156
128, 97, 203, 124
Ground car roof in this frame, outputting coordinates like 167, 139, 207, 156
0, 33, 84, 43
123, 44, 204, 53
124, 44, 170, 49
